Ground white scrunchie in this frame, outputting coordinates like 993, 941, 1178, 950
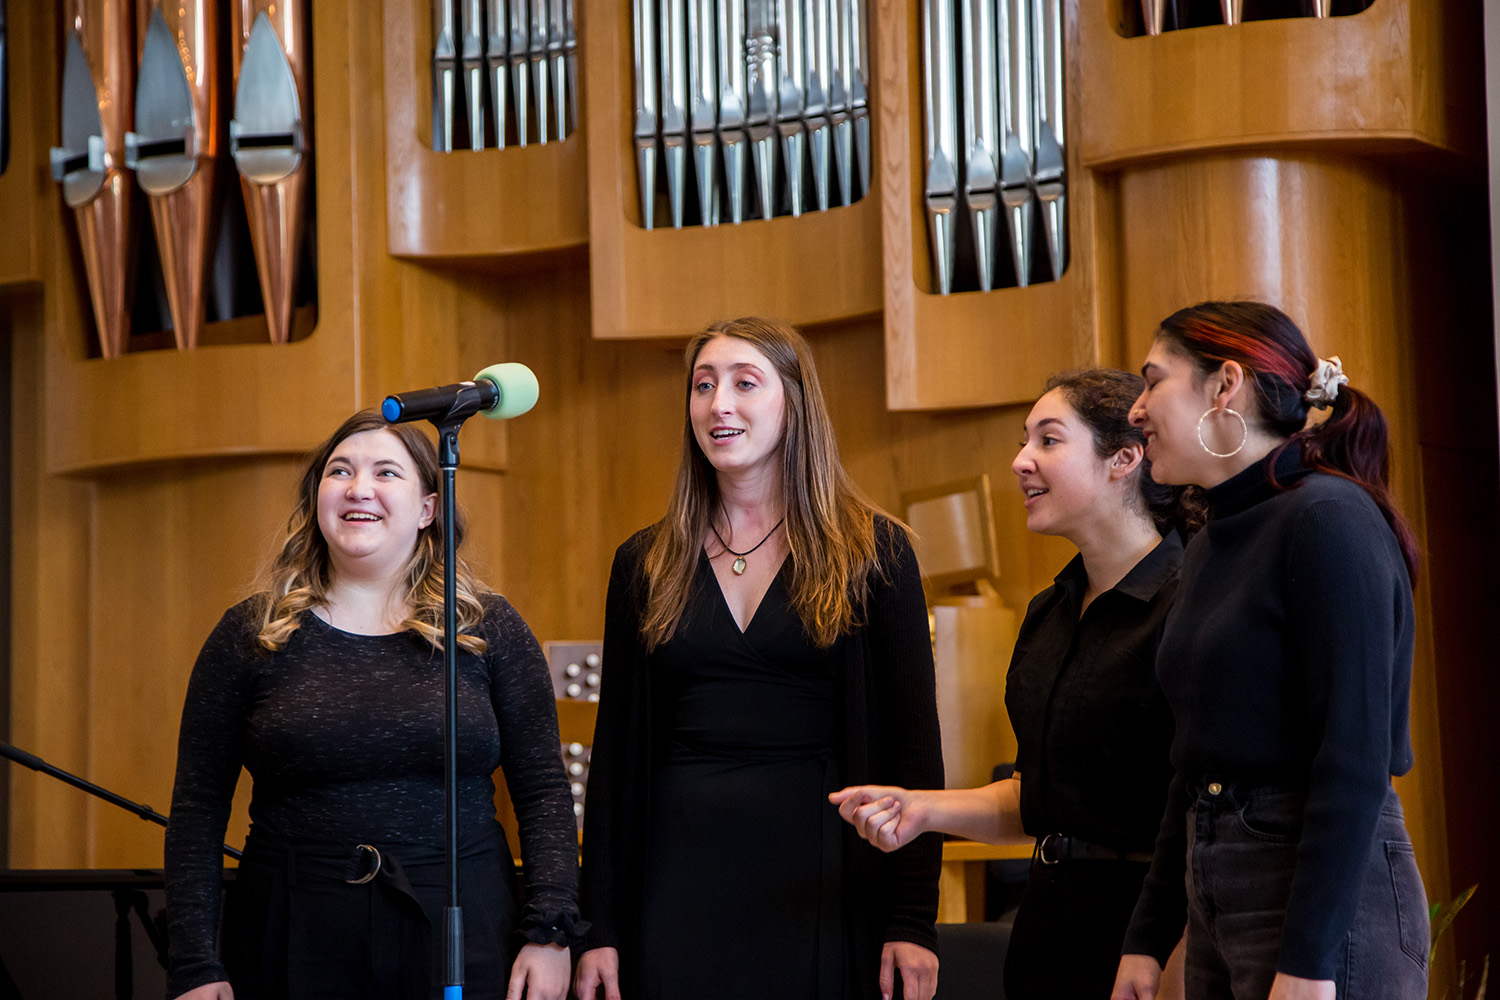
1305, 355, 1348, 409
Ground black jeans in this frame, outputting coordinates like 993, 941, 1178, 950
1184, 783, 1428, 1000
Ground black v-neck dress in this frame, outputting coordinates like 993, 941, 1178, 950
638, 553, 850, 1000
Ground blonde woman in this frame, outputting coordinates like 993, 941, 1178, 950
575, 319, 944, 1000
165, 410, 582, 1000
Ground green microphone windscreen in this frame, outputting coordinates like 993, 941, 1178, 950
474, 363, 539, 419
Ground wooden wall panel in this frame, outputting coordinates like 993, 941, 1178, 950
381, 0, 589, 258
85, 460, 299, 866
583, 0, 884, 341
1115, 154, 1409, 353
0, 0, 44, 288
1, 8, 89, 862
7, 295, 94, 867
934, 605, 1020, 788
1080, 0, 1484, 167
1401, 177, 1500, 979
488, 262, 682, 641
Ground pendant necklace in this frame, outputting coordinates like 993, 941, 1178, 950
711, 517, 785, 575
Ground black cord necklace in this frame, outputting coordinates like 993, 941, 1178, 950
710, 516, 785, 575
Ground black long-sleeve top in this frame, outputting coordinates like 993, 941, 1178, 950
579, 519, 945, 997
1122, 449, 1415, 980
1006, 533, 1181, 852
164, 594, 583, 997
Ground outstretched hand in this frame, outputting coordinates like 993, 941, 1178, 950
829, 785, 928, 852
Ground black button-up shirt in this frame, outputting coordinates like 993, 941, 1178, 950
1004, 532, 1183, 853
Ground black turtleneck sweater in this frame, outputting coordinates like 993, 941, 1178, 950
1122, 448, 1415, 981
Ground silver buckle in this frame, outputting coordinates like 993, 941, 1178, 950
1038, 833, 1064, 866
345, 844, 382, 884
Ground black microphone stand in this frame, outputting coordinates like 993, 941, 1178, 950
0, 740, 241, 861
435, 416, 467, 1000
384, 384, 497, 1000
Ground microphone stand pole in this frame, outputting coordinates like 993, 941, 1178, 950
435, 416, 467, 1000
0, 740, 242, 860
385, 370, 531, 999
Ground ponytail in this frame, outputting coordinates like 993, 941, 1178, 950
1158, 301, 1419, 584
1283, 385, 1419, 583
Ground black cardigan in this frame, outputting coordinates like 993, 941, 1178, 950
579, 519, 945, 997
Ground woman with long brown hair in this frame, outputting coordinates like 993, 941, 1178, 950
1113, 301, 1427, 1000
165, 410, 583, 1000
574, 318, 944, 1000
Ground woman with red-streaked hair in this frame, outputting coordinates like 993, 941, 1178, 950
1112, 302, 1428, 1000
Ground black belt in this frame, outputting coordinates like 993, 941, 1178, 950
1035, 833, 1153, 865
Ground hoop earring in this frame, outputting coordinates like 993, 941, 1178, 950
1197, 406, 1248, 459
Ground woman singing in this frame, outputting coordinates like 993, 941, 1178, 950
165, 410, 583, 1000
832, 369, 1194, 999
1113, 301, 1428, 1000
574, 317, 944, 1000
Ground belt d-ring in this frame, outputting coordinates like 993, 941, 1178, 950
346, 844, 382, 884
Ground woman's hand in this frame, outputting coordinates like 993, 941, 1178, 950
506, 942, 571, 1000
1111, 953, 1163, 1000
171, 983, 234, 1000
829, 785, 929, 852
573, 946, 620, 1000
1267, 972, 1335, 1000
881, 941, 938, 1000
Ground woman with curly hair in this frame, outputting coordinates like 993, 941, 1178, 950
165, 409, 583, 1000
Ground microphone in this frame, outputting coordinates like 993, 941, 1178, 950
381, 363, 540, 425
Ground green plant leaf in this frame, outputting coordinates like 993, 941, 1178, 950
1431, 883, 1479, 964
